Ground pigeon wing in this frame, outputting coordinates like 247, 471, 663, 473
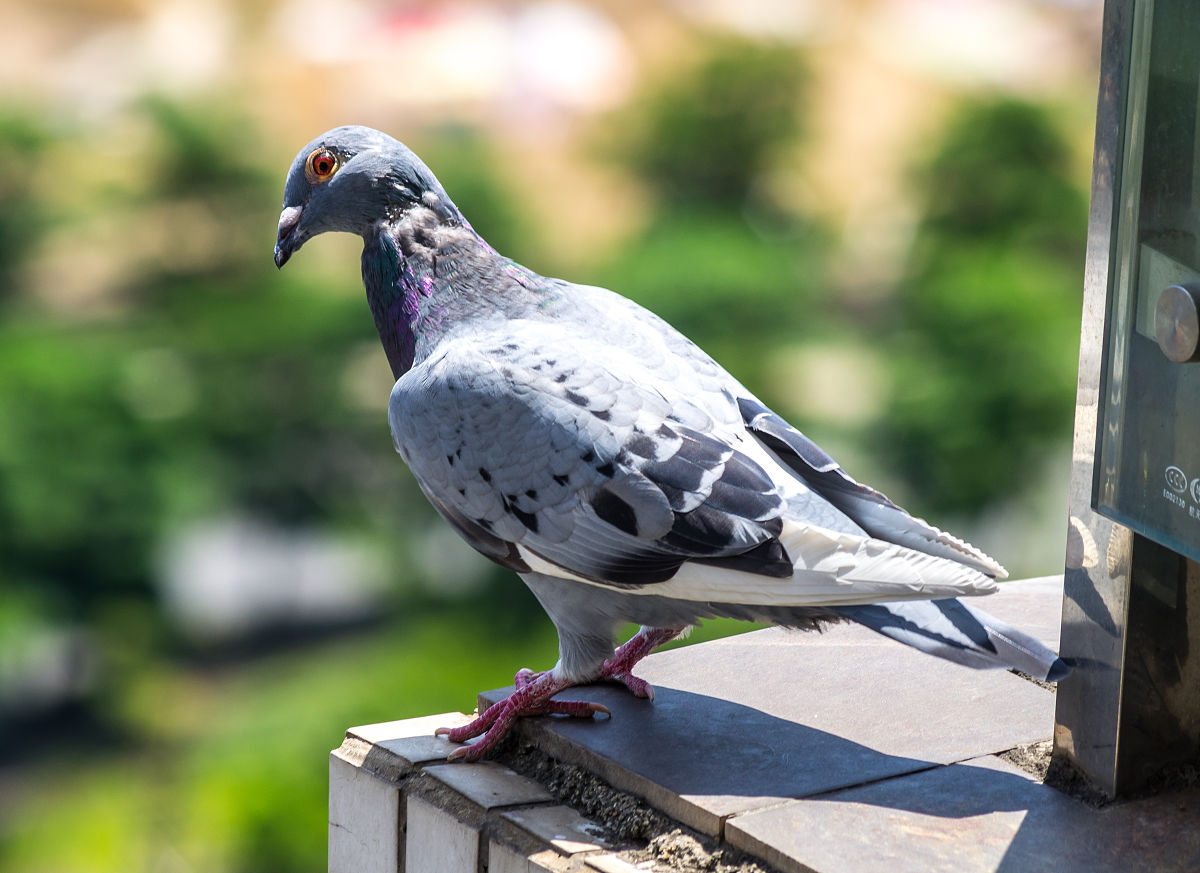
737, 395, 1007, 578
390, 324, 796, 588
390, 316, 996, 607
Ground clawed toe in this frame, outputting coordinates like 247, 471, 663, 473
595, 626, 679, 701
514, 667, 546, 689
437, 671, 611, 762
435, 698, 506, 744
548, 700, 610, 718
436, 634, 681, 763
598, 669, 655, 700
622, 673, 655, 700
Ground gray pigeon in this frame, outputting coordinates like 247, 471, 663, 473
274, 126, 1068, 761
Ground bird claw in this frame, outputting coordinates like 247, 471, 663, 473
550, 700, 610, 718
513, 667, 547, 689
596, 626, 679, 700
437, 672, 610, 762
622, 674, 655, 700
596, 669, 655, 700
437, 629, 680, 761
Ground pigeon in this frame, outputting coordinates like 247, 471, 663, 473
274, 126, 1068, 762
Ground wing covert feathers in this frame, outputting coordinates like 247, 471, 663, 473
739, 396, 1007, 578
521, 516, 997, 608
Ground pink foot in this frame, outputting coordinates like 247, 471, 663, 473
513, 667, 546, 689
598, 627, 682, 701
435, 627, 684, 762
435, 670, 609, 762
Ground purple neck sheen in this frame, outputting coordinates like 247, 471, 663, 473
362, 224, 464, 379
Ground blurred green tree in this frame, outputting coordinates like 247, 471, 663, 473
0, 112, 48, 304
0, 102, 382, 626
420, 125, 533, 263
597, 37, 826, 392
620, 37, 806, 210
878, 98, 1086, 514
0, 102, 542, 634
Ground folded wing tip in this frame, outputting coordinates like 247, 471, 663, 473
973, 574, 1000, 594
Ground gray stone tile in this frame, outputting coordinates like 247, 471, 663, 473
424, 761, 554, 810
501, 804, 614, 855
725, 755, 1200, 873
406, 795, 479, 873
488, 843, 564, 873
328, 753, 400, 873
585, 855, 644, 873
345, 712, 471, 777
1103, 788, 1200, 871
480, 578, 1062, 836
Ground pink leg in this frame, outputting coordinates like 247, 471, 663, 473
598, 626, 683, 700
436, 626, 684, 762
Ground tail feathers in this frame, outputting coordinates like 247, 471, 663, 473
836, 597, 1070, 683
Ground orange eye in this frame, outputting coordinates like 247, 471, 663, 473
306, 148, 338, 183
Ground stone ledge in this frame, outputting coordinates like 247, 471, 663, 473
328, 576, 1200, 873
330, 714, 639, 873
478, 576, 1066, 840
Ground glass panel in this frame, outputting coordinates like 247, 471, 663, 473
1095, 0, 1200, 564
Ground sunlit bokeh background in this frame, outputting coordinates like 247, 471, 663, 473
0, 1, 1100, 870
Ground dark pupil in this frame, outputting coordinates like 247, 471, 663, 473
315, 154, 333, 174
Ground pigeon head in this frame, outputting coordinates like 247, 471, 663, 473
274, 125, 458, 268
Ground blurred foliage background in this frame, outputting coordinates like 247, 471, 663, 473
0, 2, 1100, 872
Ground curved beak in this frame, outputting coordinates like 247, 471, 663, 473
274, 205, 305, 269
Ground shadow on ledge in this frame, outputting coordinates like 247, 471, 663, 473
481, 683, 1199, 873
